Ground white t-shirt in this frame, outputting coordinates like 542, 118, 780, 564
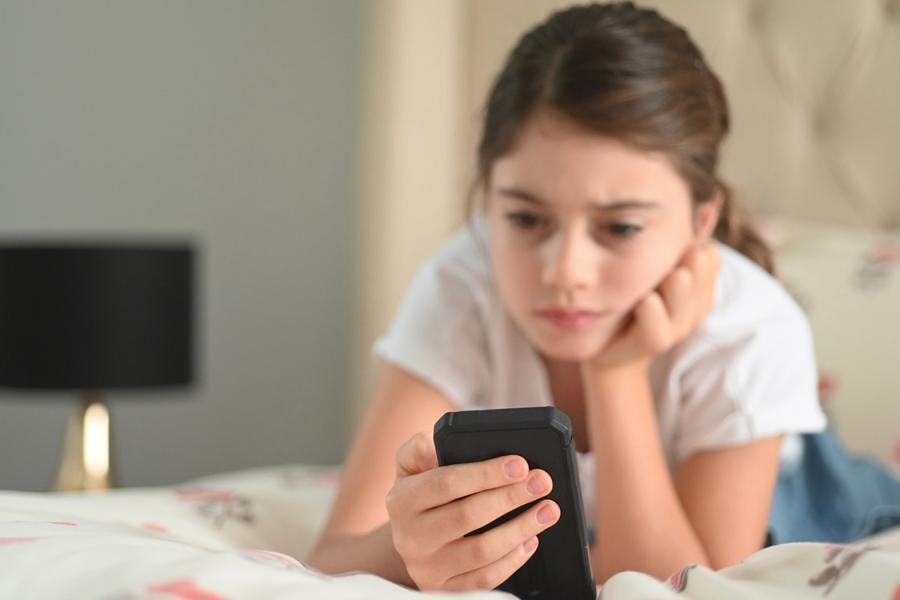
373, 217, 827, 527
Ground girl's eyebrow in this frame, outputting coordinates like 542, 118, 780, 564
495, 186, 661, 211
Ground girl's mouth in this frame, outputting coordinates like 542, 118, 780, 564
537, 308, 606, 330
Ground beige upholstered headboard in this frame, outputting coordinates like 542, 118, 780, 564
466, 0, 900, 230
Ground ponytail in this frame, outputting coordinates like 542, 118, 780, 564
713, 182, 776, 276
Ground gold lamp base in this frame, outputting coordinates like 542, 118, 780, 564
53, 392, 116, 492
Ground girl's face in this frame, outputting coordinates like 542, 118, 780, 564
487, 111, 716, 361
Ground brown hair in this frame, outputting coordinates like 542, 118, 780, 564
470, 1, 774, 274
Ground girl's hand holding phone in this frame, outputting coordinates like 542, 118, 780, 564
385, 432, 560, 592
587, 242, 721, 373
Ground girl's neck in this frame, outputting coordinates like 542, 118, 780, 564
539, 354, 591, 452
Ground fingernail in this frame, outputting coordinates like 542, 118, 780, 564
504, 459, 526, 479
523, 537, 538, 553
537, 503, 558, 524
527, 473, 548, 495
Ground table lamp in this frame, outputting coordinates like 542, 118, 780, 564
0, 241, 195, 491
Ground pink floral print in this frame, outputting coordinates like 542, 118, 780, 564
0, 537, 40, 545
666, 564, 695, 592
809, 543, 878, 595
856, 241, 900, 290
146, 579, 226, 600
241, 548, 306, 572
174, 488, 254, 529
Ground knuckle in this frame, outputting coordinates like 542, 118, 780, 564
385, 486, 400, 511
433, 469, 455, 497
398, 434, 417, 458
385, 483, 409, 515
506, 482, 523, 507
400, 432, 430, 466
470, 536, 494, 564
454, 501, 479, 533
473, 569, 499, 590
413, 431, 431, 453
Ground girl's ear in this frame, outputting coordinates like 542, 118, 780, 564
693, 192, 723, 241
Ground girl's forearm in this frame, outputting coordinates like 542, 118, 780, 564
582, 364, 708, 583
306, 522, 415, 587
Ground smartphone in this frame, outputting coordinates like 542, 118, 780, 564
433, 407, 596, 600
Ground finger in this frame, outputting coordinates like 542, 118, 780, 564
404, 454, 530, 513
687, 243, 720, 323
421, 468, 552, 546
396, 432, 438, 478
703, 243, 721, 293
690, 242, 719, 286
658, 267, 693, 336
436, 498, 559, 582
441, 501, 558, 591
441, 539, 538, 591
633, 291, 672, 352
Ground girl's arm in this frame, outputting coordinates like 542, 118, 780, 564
308, 521, 412, 586
580, 244, 783, 581
582, 364, 782, 582
306, 362, 457, 585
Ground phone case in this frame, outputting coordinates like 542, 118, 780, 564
433, 407, 596, 600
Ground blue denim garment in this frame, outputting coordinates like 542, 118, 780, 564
767, 428, 900, 545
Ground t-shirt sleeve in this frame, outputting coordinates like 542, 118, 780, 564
673, 313, 828, 465
372, 259, 489, 410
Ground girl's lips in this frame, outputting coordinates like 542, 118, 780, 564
537, 308, 605, 331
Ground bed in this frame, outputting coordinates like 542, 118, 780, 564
1, 464, 898, 599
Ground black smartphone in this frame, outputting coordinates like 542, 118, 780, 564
433, 407, 596, 600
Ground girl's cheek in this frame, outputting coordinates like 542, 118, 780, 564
603, 257, 669, 308
493, 247, 540, 309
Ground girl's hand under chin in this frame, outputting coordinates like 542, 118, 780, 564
584, 242, 721, 375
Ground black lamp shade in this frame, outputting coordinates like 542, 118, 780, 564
0, 243, 194, 390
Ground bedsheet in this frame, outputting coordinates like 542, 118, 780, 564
1, 464, 898, 599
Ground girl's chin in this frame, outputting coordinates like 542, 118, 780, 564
530, 332, 613, 362
516, 313, 626, 362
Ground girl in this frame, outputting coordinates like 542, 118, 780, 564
308, 1, 899, 592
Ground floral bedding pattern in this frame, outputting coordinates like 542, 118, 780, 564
2, 464, 899, 599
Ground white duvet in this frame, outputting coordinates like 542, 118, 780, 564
1, 464, 898, 599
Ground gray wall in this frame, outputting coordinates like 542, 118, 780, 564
0, 1, 361, 491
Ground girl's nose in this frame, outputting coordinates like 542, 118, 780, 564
540, 230, 598, 293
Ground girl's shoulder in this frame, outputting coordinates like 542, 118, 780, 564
373, 219, 505, 410
411, 218, 496, 310
700, 242, 811, 340
425, 218, 493, 282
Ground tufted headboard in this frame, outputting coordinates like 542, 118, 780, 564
465, 0, 900, 231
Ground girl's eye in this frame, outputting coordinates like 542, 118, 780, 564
505, 212, 546, 229
602, 222, 643, 239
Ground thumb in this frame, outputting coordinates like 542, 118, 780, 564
396, 432, 438, 478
